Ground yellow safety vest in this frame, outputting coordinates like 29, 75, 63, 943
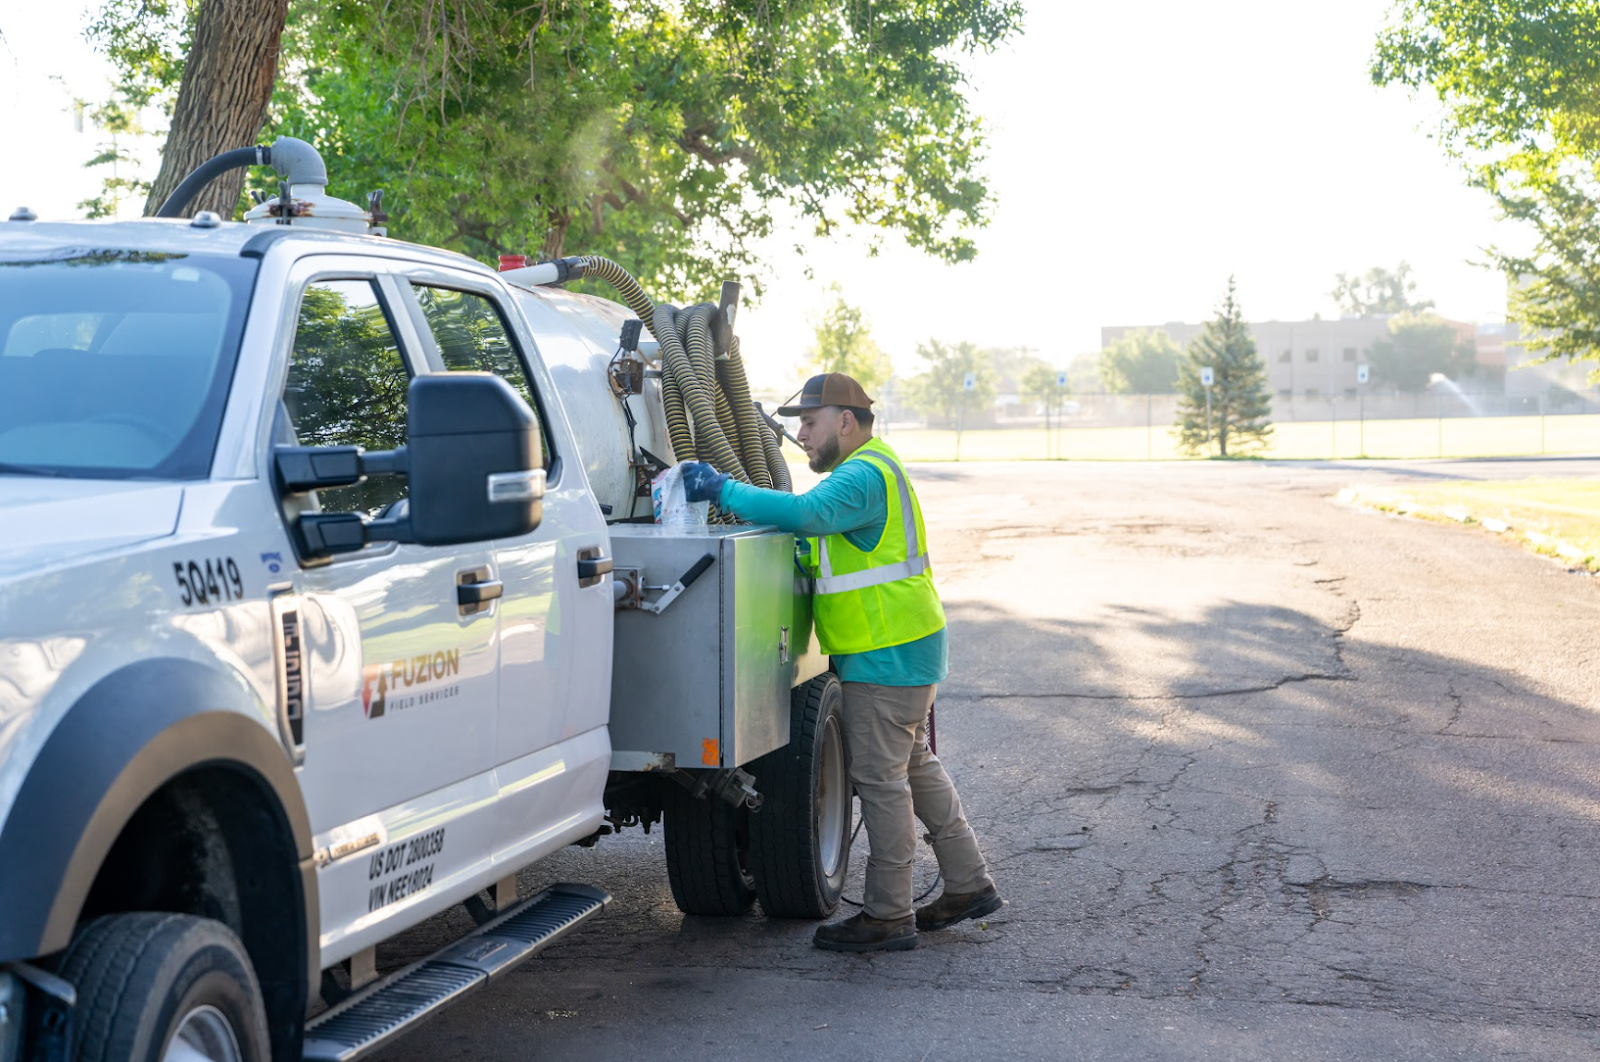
805, 438, 945, 655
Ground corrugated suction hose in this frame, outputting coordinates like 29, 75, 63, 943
577, 256, 790, 493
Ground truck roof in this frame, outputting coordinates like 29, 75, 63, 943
0, 218, 487, 272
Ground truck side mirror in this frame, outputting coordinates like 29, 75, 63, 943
405, 372, 544, 545
279, 372, 544, 556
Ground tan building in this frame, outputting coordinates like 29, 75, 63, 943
1101, 316, 1476, 397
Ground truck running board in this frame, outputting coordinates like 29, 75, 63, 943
302, 883, 611, 1061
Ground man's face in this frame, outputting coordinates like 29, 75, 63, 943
796, 407, 844, 473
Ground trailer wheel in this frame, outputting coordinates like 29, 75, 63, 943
748, 671, 851, 918
58, 912, 270, 1062
663, 784, 757, 916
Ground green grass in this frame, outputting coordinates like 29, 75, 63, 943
1344, 478, 1600, 571
877, 413, 1600, 462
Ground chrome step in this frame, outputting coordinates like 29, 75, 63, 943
302, 883, 610, 1061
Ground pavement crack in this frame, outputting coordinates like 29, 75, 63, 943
947, 674, 1351, 703
1438, 678, 1465, 734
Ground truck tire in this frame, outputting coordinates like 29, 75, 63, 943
748, 671, 851, 918
57, 912, 270, 1062
663, 785, 757, 915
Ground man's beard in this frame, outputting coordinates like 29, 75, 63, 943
808, 432, 842, 473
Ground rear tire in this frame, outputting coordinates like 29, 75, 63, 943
662, 784, 757, 916
749, 671, 851, 918
58, 912, 270, 1062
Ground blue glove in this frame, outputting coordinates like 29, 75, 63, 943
680, 461, 729, 503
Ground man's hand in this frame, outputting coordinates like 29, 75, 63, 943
680, 461, 730, 503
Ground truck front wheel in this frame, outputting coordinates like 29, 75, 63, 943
58, 912, 270, 1062
748, 671, 851, 918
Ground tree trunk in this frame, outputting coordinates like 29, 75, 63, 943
539, 207, 571, 260
142, 0, 291, 218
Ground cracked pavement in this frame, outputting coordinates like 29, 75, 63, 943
374, 459, 1600, 1061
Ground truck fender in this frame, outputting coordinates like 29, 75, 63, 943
0, 658, 317, 979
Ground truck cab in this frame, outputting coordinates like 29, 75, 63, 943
0, 173, 848, 1062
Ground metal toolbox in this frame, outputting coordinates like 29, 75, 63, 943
607, 524, 826, 771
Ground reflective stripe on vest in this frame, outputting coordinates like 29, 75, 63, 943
813, 447, 931, 596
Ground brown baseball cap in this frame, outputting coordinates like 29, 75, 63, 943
776, 372, 875, 416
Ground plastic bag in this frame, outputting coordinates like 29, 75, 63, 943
652, 462, 710, 532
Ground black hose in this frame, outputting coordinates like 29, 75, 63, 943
154, 146, 265, 218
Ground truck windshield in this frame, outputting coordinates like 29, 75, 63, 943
0, 249, 257, 479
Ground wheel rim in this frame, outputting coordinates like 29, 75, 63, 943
816, 711, 849, 880
163, 1004, 243, 1062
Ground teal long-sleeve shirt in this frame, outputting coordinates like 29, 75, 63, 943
718, 455, 948, 687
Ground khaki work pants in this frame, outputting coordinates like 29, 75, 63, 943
841, 681, 994, 921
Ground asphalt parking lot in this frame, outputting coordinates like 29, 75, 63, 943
375, 458, 1600, 1062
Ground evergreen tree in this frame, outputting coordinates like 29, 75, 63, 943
1175, 279, 1273, 457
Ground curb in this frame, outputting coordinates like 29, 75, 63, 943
1335, 487, 1598, 573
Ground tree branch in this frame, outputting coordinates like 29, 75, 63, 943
676, 120, 756, 167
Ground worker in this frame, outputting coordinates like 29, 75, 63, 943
680, 372, 1002, 953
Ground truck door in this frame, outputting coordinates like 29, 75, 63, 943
270, 264, 503, 963
395, 272, 612, 862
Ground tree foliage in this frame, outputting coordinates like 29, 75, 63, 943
85, 0, 1024, 304
1064, 351, 1101, 393
1098, 327, 1183, 393
1020, 363, 1070, 438
902, 339, 993, 425
1330, 261, 1435, 317
1175, 279, 1272, 457
1373, 0, 1600, 379
1366, 312, 1478, 391
1020, 363, 1069, 404
804, 284, 891, 396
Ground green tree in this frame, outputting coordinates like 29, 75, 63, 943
1065, 351, 1101, 393
1330, 262, 1435, 317
803, 284, 891, 395
903, 339, 994, 426
1021, 364, 1069, 406
76, 97, 150, 218
1175, 279, 1273, 457
1097, 327, 1183, 393
986, 345, 1045, 390
1373, 0, 1600, 380
86, 0, 1024, 303
85, 0, 288, 218
1021, 362, 1070, 440
1366, 312, 1478, 391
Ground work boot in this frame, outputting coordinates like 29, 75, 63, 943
915, 884, 1004, 930
813, 912, 917, 953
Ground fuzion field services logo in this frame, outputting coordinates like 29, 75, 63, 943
362, 648, 462, 719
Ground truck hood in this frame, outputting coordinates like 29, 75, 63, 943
0, 477, 184, 579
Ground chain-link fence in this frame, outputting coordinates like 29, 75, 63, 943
752, 387, 1600, 461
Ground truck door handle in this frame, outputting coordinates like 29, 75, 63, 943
457, 579, 503, 605
456, 566, 503, 616
577, 555, 613, 579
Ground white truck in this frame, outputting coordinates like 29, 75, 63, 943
0, 141, 851, 1062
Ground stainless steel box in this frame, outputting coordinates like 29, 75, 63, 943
608, 524, 826, 771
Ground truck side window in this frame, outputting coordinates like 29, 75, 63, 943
283, 280, 410, 515
412, 285, 554, 470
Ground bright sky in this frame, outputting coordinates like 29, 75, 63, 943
0, 2, 1519, 390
